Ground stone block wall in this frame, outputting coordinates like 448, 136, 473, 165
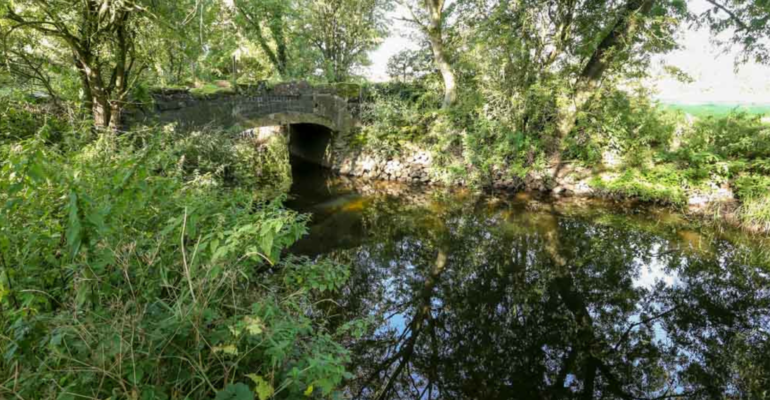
123, 82, 355, 134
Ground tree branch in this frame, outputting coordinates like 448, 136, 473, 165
704, 0, 750, 31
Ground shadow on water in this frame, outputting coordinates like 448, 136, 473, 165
286, 161, 770, 400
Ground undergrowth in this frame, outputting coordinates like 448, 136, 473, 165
355, 83, 770, 231
0, 123, 360, 399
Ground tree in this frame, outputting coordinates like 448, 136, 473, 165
428, 0, 687, 182
451, 0, 683, 170
234, 0, 291, 78
701, 0, 770, 65
0, 24, 61, 102
2, 0, 152, 130
400, 0, 457, 107
148, 0, 223, 85
386, 48, 432, 81
302, 0, 390, 82
553, 0, 657, 150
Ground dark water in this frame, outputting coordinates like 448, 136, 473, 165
286, 159, 770, 399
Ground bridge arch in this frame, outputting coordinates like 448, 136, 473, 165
240, 122, 335, 167
235, 111, 341, 134
287, 123, 334, 166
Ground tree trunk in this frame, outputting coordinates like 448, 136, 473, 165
271, 11, 289, 77
238, 6, 288, 78
426, 0, 457, 108
109, 19, 130, 131
428, 29, 457, 108
75, 58, 94, 116
5, 0, 137, 132
81, 60, 113, 130
550, 0, 654, 168
91, 93, 112, 129
109, 102, 123, 131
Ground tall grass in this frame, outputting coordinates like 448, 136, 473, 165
0, 126, 356, 399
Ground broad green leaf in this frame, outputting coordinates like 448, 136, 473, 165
213, 344, 239, 356
215, 383, 254, 400
244, 316, 265, 335
26, 161, 45, 183
246, 375, 274, 400
259, 235, 274, 257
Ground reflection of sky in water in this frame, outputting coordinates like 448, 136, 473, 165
632, 244, 681, 290
363, 230, 760, 397
631, 242, 704, 397
288, 165, 770, 398
376, 274, 407, 337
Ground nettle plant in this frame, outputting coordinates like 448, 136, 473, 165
0, 130, 358, 399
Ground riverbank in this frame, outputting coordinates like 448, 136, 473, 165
327, 86, 770, 236
322, 139, 768, 235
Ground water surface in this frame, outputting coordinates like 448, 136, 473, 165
286, 159, 770, 399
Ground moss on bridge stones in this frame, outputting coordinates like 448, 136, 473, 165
123, 81, 358, 133
316, 83, 362, 100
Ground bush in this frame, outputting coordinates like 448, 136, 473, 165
732, 174, 770, 231
149, 124, 291, 197
688, 113, 770, 160
668, 113, 770, 178
733, 174, 770, 201
591, 164, 688, 205
0, 98, 70, 145
568, 89, 678, 166
0, 129, 356, 399
356, 86, 439, 154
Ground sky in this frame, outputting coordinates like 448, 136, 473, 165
363, 0, 770, 105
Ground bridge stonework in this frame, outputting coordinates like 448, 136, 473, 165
122, 82, 442, 185
124, 82, 357, 134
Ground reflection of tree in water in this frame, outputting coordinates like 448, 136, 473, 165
316, 194, 770, 399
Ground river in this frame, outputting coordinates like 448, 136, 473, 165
285, 158, 770, 399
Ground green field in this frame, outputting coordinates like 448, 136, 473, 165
659, 102, 770, 118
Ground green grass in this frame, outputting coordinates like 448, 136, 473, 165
738, 196, 770, 232
189, 83, 236, 98
659, 102, 770, 118
149, 84, 190, 92
590, 164, 689, 206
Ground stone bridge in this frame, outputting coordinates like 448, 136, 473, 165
124, 82, 435, 183
127, 81, 358, 133
124, 81, 361, 165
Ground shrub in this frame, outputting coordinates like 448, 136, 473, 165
732, 174, 770, 231
0, 130, 355, 399
569, 89, 678, 165
356, 86, 439, 154
0, 98, 70, 145
149, 124, 291, 197
690, 113, 770, 160
591, 164, 688, 205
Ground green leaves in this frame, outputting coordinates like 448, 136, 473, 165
283, 256, 350, 293
0, 128, 355, 399
246, 375, 274, 400
302, 0, 391, 82
215, 383, 254, 400
244, 316, 265, 335
65, 191, 82, 259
